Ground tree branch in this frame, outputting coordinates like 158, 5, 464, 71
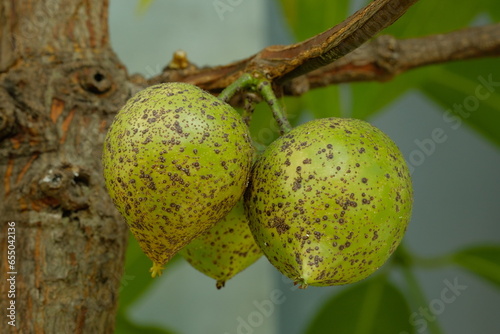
299, 23, 500, 93
149, 0, 419, 90
265, 0, 420, 83
148, 23, 500, 98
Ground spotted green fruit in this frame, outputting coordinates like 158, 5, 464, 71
102, 82, 254, 277
180, 200, 262, 289
244, 117, 413, 288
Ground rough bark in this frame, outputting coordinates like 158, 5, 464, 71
0, 1, 135, 333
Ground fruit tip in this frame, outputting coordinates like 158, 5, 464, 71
150, 262, 165, 278
216, 280, 226, 289
294, 278, 308, 289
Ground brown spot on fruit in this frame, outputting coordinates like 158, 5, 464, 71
102, 82, 254, 276
179, 200, 261, 288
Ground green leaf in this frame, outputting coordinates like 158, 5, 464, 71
419, 58, 500, 147
282, 95, 309, 127
247, 102, 281, 147
383, 0, 486, 38
484, 0, 500, 21
277, 0, 349, 42
351, 70, 424, 120
305, 276, 414, 334
304, 85, 342, 119
118, 233, 180, 310
453, 245, 500, 288
116, 311, 177, 334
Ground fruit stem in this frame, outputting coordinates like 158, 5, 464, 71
217, 73, 257, 103
242, 93, 257, 127
218, 72, 293, 135
256, 80, 292, 134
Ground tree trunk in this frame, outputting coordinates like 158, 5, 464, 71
0, 1, 134, 332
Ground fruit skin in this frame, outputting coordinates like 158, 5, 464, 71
102, 82, 254, 277
180, 200, 262, 289
244, 117, 413, 287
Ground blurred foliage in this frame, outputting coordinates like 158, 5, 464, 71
453, 245, 500, 287
117, 233, 179, 333
305, 275, 414, 334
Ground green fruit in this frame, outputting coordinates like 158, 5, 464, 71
244, 117, 412, 287
102, 82, 254, 277
180, 200, 262, 289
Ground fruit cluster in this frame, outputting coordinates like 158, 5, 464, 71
102, 82, 413, 288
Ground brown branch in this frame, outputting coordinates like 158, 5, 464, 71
299, 23, 500, 93
148, 0, 419, 90
149, 23, 500, 98
266, 0, 420, 83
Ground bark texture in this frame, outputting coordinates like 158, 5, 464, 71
0, 1, 135, 332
